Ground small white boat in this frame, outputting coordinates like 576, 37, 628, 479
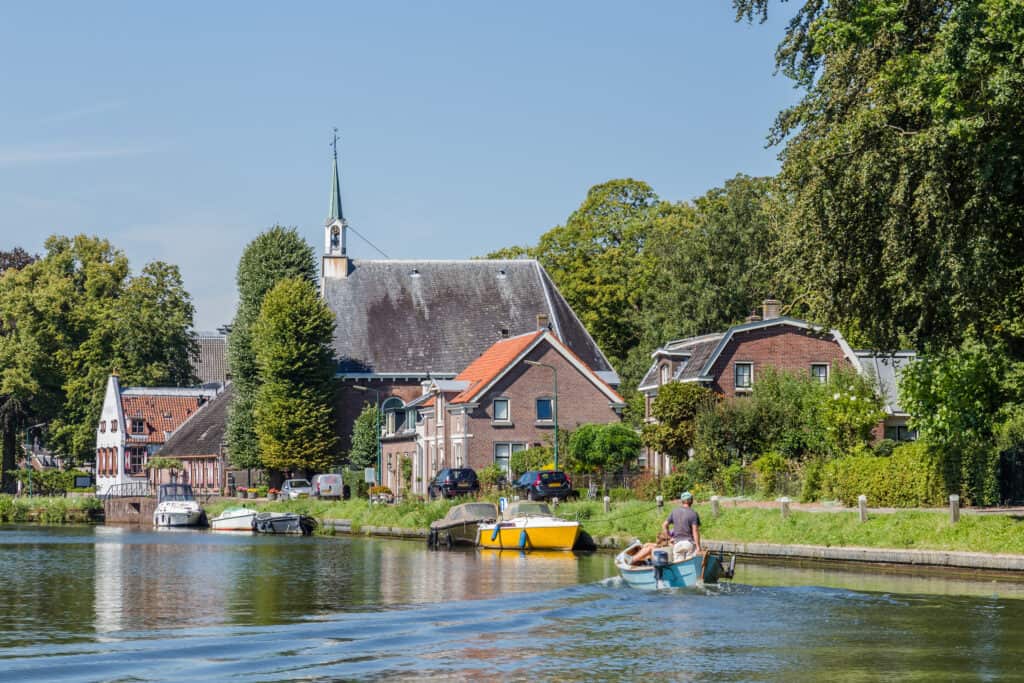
153, 483, 204, 527
253, 512, 317, 535
210, 507, 257, 531
615, 540, 735, 590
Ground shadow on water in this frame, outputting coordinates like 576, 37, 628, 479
2, 525, 1024, 681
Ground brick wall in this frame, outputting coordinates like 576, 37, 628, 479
708, 326, 850, 397
333, 379, 423, 452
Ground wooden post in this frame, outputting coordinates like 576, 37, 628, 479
949, 494, 960, 524
780, 497, 790, 519
551, 496, 559, 511
711, 495, 720, 518
656, 495, 664, 509
858, 494, 868, 523
603, 495, 610, 514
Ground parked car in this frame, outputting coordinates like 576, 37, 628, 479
312, 473, 347, 499
428, 468, 480, 499
281, 478, 313, 500
513, 470, 575, 501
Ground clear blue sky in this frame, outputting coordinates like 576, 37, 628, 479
0, 2, 798, 331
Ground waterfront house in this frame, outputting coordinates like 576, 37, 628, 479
380, 329, 625, 495
156, 383, 233, 494
638, 299, 916, 474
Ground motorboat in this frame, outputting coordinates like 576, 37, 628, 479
210, 507, 257, 532
615, 540, 735, 590
253, 511, 317, 535
476, 501, 580, 551
152, 483, 205, 527
428, 502, 498, 548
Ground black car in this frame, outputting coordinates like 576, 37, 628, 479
513, 470, 576, 501
428, 468, 480, 499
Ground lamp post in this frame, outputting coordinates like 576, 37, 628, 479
352, 385, 382, 486
524, 360, 558, 470
23, 423, 46, 497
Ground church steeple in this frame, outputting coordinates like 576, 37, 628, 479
325, 129, 347, 257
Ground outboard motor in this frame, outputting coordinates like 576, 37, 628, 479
651, 549, 671, 585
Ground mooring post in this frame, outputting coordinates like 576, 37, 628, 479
603, 495, 611, 514
858, 494, 868, 523
949, 494, 960, 524
656, 495, 664, 509
552, 496, 559, 511
711, 495, 720, 518
780, 497, 790, 519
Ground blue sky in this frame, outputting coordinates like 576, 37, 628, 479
0, 2, 798, 330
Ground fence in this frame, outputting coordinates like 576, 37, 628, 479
101, 481, 154, 499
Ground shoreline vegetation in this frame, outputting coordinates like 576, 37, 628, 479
0, 495, 103, 524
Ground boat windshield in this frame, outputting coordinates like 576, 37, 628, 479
444, 503, 498, 522
157, 484, 196, 502
503, 501, 551, 519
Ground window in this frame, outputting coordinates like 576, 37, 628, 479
382, 398, 405, 436
131, 419, 145, 434
492, 398, 510, 422
885, 425, 918, 442
99, 421, 106, 433
811, 364, 829, 383
128, 447, 146, 475
735, 363, 753, 389
110, 420, 117, 432
536, 398, 553, 421
660, 364, 670, 384
494, 442, 525, 476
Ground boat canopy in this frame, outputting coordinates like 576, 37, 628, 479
442, 502, 498, 522
502, 501, 552, 519
157, 483, 196, 502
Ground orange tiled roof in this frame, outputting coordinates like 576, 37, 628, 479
121, 395, 204, 444
450, 331, 544, 404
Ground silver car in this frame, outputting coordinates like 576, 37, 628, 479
281, 478, 313, 500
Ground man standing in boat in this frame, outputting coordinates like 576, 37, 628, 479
662, 491, 701, 557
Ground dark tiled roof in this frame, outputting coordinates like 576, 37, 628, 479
639, 334, 723, 390
322, 259, 615, 377
194, 334, 228, 384
159, 384, 233, 457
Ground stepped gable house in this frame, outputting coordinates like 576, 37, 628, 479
318, 145, 619, 479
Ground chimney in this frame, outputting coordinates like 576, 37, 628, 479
745, 310, 762, 323
762, 298, 781, 320
537, 313, 550, 330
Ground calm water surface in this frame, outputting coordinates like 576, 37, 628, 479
2, 525, 1023, 681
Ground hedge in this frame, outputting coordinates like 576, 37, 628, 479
824, 441, 945, 507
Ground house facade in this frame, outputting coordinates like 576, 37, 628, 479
639, 299, 914, 474
95, 374, 221, 495
156, 383, 233, 494
379, 330, 625, 495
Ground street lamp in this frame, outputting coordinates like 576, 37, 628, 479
352, 385, 382, 486
23, 423, 46, 496
524, 360, 558, 470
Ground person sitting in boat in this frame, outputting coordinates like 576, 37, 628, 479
662, 491, 702, 556
629, 531, 672, 565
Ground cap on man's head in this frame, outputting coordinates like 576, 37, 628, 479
679, 491, 693, 502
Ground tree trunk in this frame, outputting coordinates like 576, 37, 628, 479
1, 423, 16, 493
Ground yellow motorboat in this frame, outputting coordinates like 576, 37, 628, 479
476, 501, 581, 551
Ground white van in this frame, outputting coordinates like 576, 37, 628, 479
312, 473, 345, 499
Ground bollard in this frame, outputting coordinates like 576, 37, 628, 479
949, 494, 960, 524
552, 496, 559, 511
858, 494, 868, 523
711, 495, 720, 518
656, 495, 664, 509
780, 497, 790, 519
603, 495, 611, 514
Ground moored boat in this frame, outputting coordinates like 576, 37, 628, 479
210, 507, 258, 531
428, 502, 498, 548
476, 501, 580, 551
615, 540, 735, 590
153, 483, 205, 527
253, 512, 317, 535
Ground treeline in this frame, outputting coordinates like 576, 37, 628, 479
488, 1, 1024, 504
0, 236, 197, 485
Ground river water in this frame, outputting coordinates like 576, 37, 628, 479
2, 525, 1023, 681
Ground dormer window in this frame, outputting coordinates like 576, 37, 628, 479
131, 418, 145, 434
660, 364, 670, 384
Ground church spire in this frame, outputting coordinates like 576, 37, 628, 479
325, 128, 347, 257
328, 129, 344, 223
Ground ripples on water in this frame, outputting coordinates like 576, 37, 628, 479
1, 526, 1022, 682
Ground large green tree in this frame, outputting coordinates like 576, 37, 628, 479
642, 382, 718, 463
252, 278, 337, 475
227, 226, 317, 469
734, 0, 1024, 354
348, 403, 380, 470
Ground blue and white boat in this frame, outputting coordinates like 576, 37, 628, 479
615, 541, 735, 590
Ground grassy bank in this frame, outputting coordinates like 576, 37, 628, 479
207, 497, 1024, 555
0, 495, 103, 524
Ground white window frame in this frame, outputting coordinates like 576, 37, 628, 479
811, 363, 829, 383
660, 364, 670, 384
536, 397, 553, 422
492, 398, 510, 423
735, 362, 753, 390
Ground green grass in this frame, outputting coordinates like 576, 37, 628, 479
0, 495, 103, 524
207, 496, 1024, 555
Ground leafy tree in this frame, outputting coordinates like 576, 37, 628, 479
348, 403, 380, 470
0, 247, 36, 275
510, 446, 553, 476
569, 423, 641, 479
252, 278, 337, 475
642, 382, 718, 462
227, 226, 317, 469
734, 0, 1024, 353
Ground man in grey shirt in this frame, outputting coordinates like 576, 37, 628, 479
662, 491, 701, 553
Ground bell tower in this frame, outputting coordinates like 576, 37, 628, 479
323, 129, 351, 279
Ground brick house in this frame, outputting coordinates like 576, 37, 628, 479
380, 329, 625, 495
638, 299, 914, 474
156, 384, 233, 494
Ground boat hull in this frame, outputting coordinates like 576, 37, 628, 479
253, 512, 317, 536
210, 509, 257, 531
617, 553, 728, 590
153, 507, 203, 528
476, 521, 580, 551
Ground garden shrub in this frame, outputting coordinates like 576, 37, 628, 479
753, 452, 788, 496
658, 471, 693, 500
477, 464, 504, 492
799, 457, 825, 503
607, 487, 633, 502
824, 441, 945, 507
718, 463, 746, 496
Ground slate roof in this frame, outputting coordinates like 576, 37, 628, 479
322, 259, 617, 381
194, 333, 228, 384
159, 384, 233, 457
638, 333, 724, 391
855, 351, 916, 416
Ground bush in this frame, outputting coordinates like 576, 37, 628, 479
823, 441, 945, 507
753, 452, 788, 497
13, 469, 92, 496
659, 471, 693, 500
510, 446, 553, 476
799, 458, 825, 502
477, 464, 505, 492
718, 463, 747, 496
873, 439, 898, 457
607, 487, 633, 502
